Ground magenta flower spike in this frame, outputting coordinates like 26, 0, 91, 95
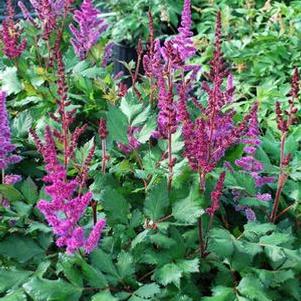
1, 0, 27, 59
70, 0, 108, 60
32, 126, 106, 254
180, 11, 250, 191
171, 0, 196, 61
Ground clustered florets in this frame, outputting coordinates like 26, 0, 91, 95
32, 126, 106, 254
0, 91, 21, 170
1, 0, 27, 59
70, 0, 108, 60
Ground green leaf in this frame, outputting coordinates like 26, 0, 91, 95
208, 229, 235, 258
137, 115, 156, 144
154, 263, 183, 288
107, 105, 128, 144
0, 235, 44, 263
57, 254, 83, 287
90, 249, 119, 279
0, 185, 23, 202
237, 276, 271, 301
23, 277, 82, 301
131, 229, 150, 249
91, 291, 118, 301
0, 67, 23, 95
132, 105, 151, 127
116, 251, 135, 279
21, 177, 38, 204
101, 187, 129, 224
0, 290, 27, 301
172, 195, 204, 224
133, 283, 160, 299
144, 180, 169, 221
176, 258, 199, 274
202, 286, 236, 301
80, 260, 108, 289
259, 232, 293, 246
120, 93, 143, 123
12, 111, 33, 138
0, 268, 32, 293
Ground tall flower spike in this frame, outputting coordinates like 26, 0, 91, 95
0, 91, 21, 171
32, 127, 105, 254
70, 0, 108, 60
181, 11, 250, 191
270, 68, 300, 223
172, 0, 196, 61
206, 172, 226, 216
1, 0, 27, 59
29, 0, 57, 39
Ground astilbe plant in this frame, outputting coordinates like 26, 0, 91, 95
70, 0, 108, 60
31, 48, 106, 254
270, 68, 300, 223
180, 11, 248, 191
1, 0, 27, 59
143, 0, 197, 190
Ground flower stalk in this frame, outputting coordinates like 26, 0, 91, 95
270, 68, 299, 223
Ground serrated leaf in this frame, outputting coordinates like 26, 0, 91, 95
0, 268, 32, 293
154, 263, 182, 288
101, 187, 129, 224
90, 249, 119, 279
202, 286, 236, 301
107, 105, 128, 144
137, 115, 156, 143
176, 258, 199, 274
12, 111, 33, 138
172, 196, 204, 224
134, 283, 160, 298
23, 277, 82, 301
132, 105, 151, 126
0, 235, 44, 263
237, 276, 270, 301
21, 177, 38, 204
144, 180, 169, 221
57, 254, 83, 287
0, 67, 22, 95
259, 232, 293, 246
0, 290, 27, 301
120, 93, 143, 123
117, 251, 135, 279
0, 185, 23, 202
131, 230, 150, 249
91, 291, 118, 301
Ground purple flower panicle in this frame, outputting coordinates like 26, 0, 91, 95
4, 174, 22, 185
206, 172, 226, 216
70, 0, 108, 60
0, 91, 21, 170
1, 0, 27, 59
171, 0, 196, 62
32, 127, 105, 254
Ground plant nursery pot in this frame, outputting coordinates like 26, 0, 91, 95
0, 0, 33, 20
112, 42, 139, 88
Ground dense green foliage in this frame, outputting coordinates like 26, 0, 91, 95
0, 0, 300, 300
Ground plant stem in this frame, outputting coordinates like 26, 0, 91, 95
167, 130, 173, 191
1, 169, 4, 184
270, 134, 287, 223
101, 139, 107, 174
198, 216, 206, 257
